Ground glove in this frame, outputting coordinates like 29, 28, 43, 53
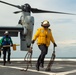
31, 40, 35, 44
53, 43, 57, 47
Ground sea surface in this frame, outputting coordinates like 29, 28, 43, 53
0, 37, 76, 59
0, 50, 76, 59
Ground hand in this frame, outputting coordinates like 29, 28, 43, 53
31, 40, 35, 44
30, 46, 33, 49
11, 44, 13, 46
28, 46, 33, 53
53, 43, 57, 47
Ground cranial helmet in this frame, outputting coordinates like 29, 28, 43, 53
41, 20, 50, 27
4, 31, 9, 35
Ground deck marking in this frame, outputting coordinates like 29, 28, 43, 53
0, 65, 56, 75
56, 69, 76, 75
0, 65, 76, 75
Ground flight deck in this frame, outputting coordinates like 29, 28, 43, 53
0, 59, 76, 75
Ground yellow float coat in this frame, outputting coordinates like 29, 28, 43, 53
32, 27, 55, 47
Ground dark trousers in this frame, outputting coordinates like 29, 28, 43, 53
37, 44, 48, 67
3, 47, 11, 63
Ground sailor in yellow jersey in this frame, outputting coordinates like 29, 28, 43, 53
31, 20, 57, 71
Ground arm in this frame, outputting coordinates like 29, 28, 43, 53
9, 37, 13, 46
0, 39, 2, 46
50, 31, 57, 47
32, 28, 40, 44
50, 31, 55, 43
0, 37, 3, 46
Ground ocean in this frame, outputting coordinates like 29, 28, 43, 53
0, 37, 76, 59
1, 49, 76, 59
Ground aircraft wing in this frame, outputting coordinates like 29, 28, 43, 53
0, 26, 29, 51
0, 26, 24, 37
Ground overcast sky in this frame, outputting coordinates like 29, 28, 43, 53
0, 0, 76, 58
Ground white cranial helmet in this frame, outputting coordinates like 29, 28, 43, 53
41, 20, 50, 27
4, 31, 9, 35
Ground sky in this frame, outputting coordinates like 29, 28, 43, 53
0, 0, 76, 58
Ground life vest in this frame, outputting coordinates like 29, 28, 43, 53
1, 36, 13, 46
32, 27, 55, 47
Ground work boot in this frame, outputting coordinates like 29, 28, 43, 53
36, 64, 39, 71
3, 61, 6, 66
9, 61, 11, 64
40, 63, 44, 68
8, 61, 11, 64
3, 63, 5, 66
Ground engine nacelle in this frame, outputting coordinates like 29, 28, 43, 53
20, 16, 34, 51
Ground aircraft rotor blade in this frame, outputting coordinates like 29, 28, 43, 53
0, 0, 21, 9
13, 11, 22, 14
31, 8, 76, 15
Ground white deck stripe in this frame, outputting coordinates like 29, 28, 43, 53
56, 70, 76, 75
0, 58, 76, 61
0, 65, 56, 75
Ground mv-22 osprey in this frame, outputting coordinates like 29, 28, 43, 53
0, 0, 76, 51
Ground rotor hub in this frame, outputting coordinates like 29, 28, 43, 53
21, 3, 31, 13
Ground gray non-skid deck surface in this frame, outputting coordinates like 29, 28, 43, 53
0, 67, 47, 75
0, 60, 76, 75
